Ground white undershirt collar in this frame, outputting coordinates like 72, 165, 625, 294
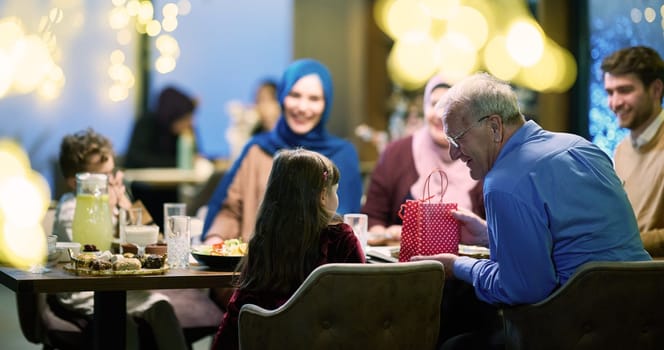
632, 108, 664, 149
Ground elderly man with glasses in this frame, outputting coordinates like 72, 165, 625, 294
413, 72, 651, 349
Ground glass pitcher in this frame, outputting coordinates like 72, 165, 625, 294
72, 173, 113, 251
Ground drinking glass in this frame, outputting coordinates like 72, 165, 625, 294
167, 215, 191, 269
29, 234, 57, 273
163, 203, 186, 237
119, 207, 143, 246
343, 213, 368, 251
124, 225, 159, 256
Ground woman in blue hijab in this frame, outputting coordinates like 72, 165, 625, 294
202, 59, 362, 243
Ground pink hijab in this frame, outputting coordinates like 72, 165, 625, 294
410, 75, 478, 210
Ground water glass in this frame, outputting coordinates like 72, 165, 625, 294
46, 235, 58, 267
163, 203, 186, 237
167, 215, 191, 269
343, 213, 368, 251
30, 235, 58, 273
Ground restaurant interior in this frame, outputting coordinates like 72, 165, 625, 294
1, 0, 663, 348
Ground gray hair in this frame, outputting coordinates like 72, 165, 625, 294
438, 72, 523, 125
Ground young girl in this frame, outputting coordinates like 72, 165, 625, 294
211, 148, 366, 350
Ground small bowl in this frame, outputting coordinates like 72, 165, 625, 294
56, 242, 81, 262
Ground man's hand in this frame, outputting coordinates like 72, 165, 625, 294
411, 253, 458, 279
452, 208, 489, 247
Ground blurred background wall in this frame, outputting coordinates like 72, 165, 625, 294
0, 0, 292, 197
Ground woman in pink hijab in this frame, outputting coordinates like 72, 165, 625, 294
361, 75, 484, 244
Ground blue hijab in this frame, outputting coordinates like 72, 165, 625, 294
202, 59, 362, 237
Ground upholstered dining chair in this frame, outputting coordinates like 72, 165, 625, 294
238, 261, 445, 350
502, 260, 664, 350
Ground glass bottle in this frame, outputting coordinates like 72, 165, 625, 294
177, 129, 194, 170
72, 173, 113, 251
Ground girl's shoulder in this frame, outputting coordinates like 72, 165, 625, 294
322, 222, 354, 238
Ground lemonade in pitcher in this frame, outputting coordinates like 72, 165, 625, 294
72, 173, 113, 251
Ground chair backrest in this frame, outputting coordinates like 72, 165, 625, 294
238, 261, 445, 350
502, 260, 664, 350
16, 292, 84, 348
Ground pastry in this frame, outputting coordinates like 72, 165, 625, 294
113, 257, 142, 271
74, 252, 97, 269
90, 259, 112, 271
143, 254, 165, 269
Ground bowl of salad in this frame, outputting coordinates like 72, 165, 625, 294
191, 239, 247, 270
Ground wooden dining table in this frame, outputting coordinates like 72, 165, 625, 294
0, 263, 234, 350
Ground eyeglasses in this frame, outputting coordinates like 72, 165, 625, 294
446, 115, 490, 148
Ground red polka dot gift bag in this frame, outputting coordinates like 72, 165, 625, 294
398, 170, 460, 262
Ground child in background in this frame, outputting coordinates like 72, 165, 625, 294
51, 128, 188, 350
53, 128, 133, 242
212, 148, 366, 350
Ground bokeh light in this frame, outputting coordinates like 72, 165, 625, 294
109, 83, 129, 102
110, 49, 125, 65
163, 3, 179, 17
12, 36, 53, 93
155, 34, 180, 57
506, 19, 544, 67
146, 19, 161, 36
372, 0, 576, 92
446, 6, 488, 50
644, 7, 656, 23
388, 32, 439, 89
0, 17, 25, 48
136, 1, 155, 24
373, 0, 395, 36
162, 17, 178, 32
155, 55, 176, 74
436, 32, 478, 82
0, 140, 51, 269
117, 28, 132, 45
484, 35, 521, 81
0, 12, 65, 100
178, 0, 192, 16
418, 0, 460, 20
109, 6, 130, 30
106, 0, 191, 101
384, 0, 431, 39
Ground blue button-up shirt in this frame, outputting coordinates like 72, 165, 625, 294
454, 121, 651, 305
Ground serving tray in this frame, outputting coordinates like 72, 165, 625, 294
63, 263, 169, 276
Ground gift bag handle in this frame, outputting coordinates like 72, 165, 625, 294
422, 169, 448, 203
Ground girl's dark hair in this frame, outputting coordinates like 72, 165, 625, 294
236, 148, 340, 295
